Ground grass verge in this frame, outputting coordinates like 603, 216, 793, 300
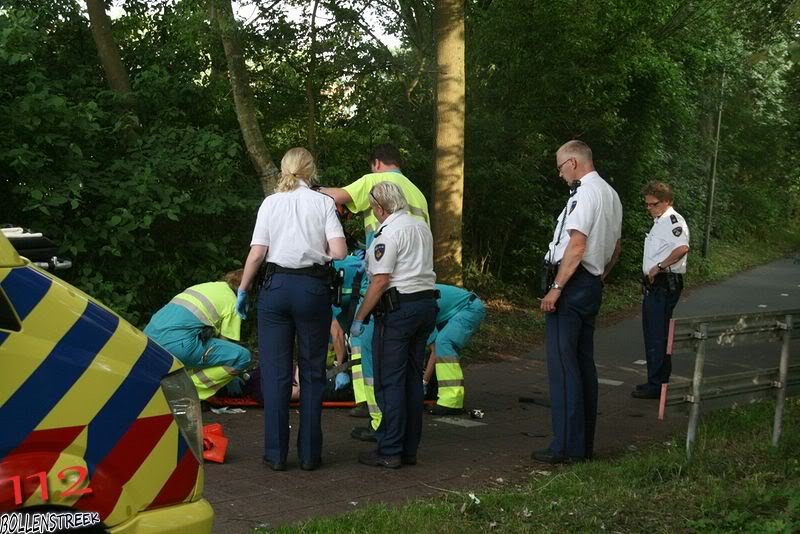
259, 398, 800, 533
466, 227, 800, 363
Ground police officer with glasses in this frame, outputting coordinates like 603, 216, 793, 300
238, 147, 347, 472
535, 140, 622, 465
633, 181, 689, 400
350, 181, 437, 469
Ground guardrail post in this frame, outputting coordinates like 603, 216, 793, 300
686, 323, 708, 460
772, 315, 792, 447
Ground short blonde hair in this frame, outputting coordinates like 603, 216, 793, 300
276, 147, 318, 193
368, 181, 408, 214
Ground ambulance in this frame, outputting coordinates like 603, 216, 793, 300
0, 231, 213, 532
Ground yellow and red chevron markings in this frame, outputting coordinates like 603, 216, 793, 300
0, 265, 201, 527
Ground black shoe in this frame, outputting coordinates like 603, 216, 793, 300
351, 426, 377, 442
427, 404, 464, 416
358, 450, 401, 469
262, 457, 287, 471
631, 388, 660, 399
349, 403, 370, 418
300, 459, 321, 471
531, 448, 585, 465
401, 456, 417, 466
635, 383, 649, 391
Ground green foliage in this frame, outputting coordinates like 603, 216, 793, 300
0, 6, 257, 324
1, 0, 798, 325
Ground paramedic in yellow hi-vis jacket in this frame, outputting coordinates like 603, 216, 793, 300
144, 269, 251, 400
321, 143, 430, 420
320, 143, 429, 249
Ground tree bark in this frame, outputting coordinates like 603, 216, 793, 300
432, 0, 465, 285
305, 0, 321, 156
212, 0, 280, 196
85, 0, 132, 96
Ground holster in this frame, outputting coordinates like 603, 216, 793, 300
377, 287, 400, 314
329, 267, 344, 307
643, 272, 683, 295
540, 260, 558, 296
253, 262, 275, 293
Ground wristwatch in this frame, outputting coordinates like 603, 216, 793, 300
657, 262, 664, 271
551, 282, 563, 291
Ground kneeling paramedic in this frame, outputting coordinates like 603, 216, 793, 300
144, 269, 252, 400
350, 181, 437, 469
423, 284, 486, 415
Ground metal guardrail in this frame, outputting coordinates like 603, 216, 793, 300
661, 309, 798, 459
664, 365, 800, 412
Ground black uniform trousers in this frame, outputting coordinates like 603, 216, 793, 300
372, 298, 437, 458
257, 273, 331, 466
545, 266, 603, 459
641, 283, 682, 394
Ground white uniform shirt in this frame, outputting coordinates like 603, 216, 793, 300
545, 171, 623, 276
250, 181, 345, 268
367, 210, 436, 293
643, 206, 689, 274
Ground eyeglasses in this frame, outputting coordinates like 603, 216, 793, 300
369, 191, 386, 212
556, 158, 574, 172
645, 200, 662, 207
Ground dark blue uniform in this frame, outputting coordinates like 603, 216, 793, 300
545, 267, 603, 459
373, 298, 437, 458
361, 208, 437, 465
642, 283, 682, 392
541, 170, 622, 462
258, 273, 331, 466
247, 178, 345, 469
639, 205, 689, 396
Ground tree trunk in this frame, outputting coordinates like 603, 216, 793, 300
212, 0, 280, 196
305, 0, 321, 156
432, 0, 466, 285
86, 0, 132, 96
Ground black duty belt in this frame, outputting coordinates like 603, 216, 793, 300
643, 272, 684, 290
397, 289, 438, 303
269, 262, 330, 279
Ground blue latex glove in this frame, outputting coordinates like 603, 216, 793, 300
350, 319, 364, 338
236, 288, 248, 319
354, 249, 366, 261
226, 376, 244, 396
335, 372, 351, 391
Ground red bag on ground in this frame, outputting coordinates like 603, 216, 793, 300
202, 424, 228, 463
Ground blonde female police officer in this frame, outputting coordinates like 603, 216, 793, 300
238, 147, 347, 471
350, 181, 437, 468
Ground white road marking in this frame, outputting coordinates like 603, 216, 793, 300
758, 304, 768, 308
781, 293, 789, 297
618, 366, 647, 375
633, 359, 647, 365
598, 378, 624, 386
434, 417, 487, 428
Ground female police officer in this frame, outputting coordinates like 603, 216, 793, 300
350, 181, 437, 468
237, 147, 347, 471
